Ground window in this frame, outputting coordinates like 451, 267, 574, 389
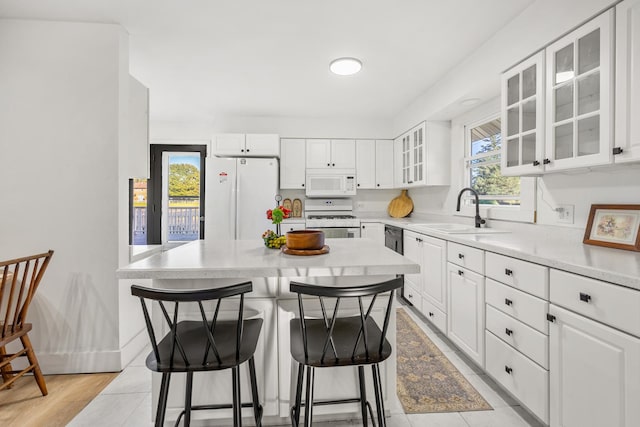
466, 116, 520, 205
462, 113, 536, 223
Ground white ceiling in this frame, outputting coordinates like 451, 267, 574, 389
0, 0, 535, 122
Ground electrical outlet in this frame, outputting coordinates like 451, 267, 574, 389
556, 204, 574, 224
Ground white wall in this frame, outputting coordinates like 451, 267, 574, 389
0, 19, 135, 373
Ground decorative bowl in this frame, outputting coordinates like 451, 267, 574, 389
285, 230, 325, 250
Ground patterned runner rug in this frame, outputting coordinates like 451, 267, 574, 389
396, 308, 493, 413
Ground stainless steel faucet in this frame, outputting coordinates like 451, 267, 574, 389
456, 187, 486, 228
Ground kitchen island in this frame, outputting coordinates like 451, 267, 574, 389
117, 238, 419, 425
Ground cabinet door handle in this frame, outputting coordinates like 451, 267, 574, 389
458, 270, 464, 276
505, 298, 513, 306
362, 225, 365, 229
246, 149, 250, 152
357, 183, 360, 187
505, 268, 513, 276
533, 160, 540, 166
301, 183, 305, 187
327, 163, 330, 166
377, 184, 380, 187
428, 312, 434, 317
579, 292, 592, 303
241, 149, 245, 152
543, 158, 551, 165
408, 293, 413, 298
332, 163, 335, 166
505, 328, 513, 336
505, 366, 513, 375
458, 253, 464, 259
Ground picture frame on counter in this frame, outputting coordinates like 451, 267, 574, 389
583, 204, 640, 252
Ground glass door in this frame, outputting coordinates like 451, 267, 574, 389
545, 9, 613, 171
148, 144, 206, 245
501, 51, 545, 176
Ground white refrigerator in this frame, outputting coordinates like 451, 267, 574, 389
204, 157, 279, 240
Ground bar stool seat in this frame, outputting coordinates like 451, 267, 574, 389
288, 275, 403, 427
132, 281, 263, 427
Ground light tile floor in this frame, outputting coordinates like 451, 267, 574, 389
69, 305, 545, 427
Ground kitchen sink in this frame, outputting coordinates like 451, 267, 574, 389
411, 223, 510, 234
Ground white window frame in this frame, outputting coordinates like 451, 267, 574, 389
460, 112, 537, 223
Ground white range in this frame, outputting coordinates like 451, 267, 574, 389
304, 198, 361, 238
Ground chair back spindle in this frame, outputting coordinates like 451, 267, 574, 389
0, 250, 53, 340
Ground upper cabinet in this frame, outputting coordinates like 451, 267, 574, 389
615, 0, 640, 163
127, 76, 149, 178
355, 139, 394, 189
501, 9, 619, 175
394, 121, 450, 187
213, 133, 280, 157
544, 9, 613, 172
306, 139, 356, 169
280, 138, 306, 189
501, 52, 545, 176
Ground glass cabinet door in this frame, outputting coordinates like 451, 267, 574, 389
545, 9, 613, 171
501, 51, 545, 176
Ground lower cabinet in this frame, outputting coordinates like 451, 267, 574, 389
360, 222, 385, 246
548, 304, 640, 427
486, 332, 549, 422
447, 262, 485, 367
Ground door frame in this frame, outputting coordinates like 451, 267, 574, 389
147, 144, 207, 244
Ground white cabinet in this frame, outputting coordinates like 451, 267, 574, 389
306, 139, 355, 169
281, 219, 306, 233
356, 140, 376, 189
544, 9, 614, 172
355, 139, 394, 189
360, 222, 385, 246
447, 262, 485, 367
614, 0, 640, 163
501, 51, 546, 176
280, 138, 306, 189
127, 76, 149, 178
394, 121, 450, 188
213, 134, 280, 157
404, 230, 448, 334
548, 304, 640, 427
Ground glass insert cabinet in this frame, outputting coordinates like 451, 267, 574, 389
501, 8, 614, 175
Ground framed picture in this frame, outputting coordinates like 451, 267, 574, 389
583, 204, 640, 251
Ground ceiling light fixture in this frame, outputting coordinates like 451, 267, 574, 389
330, 57, 362, 76
461, 98, 480, 106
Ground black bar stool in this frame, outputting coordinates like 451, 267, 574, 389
288, 275, 403, 427
131, 281, 263, 427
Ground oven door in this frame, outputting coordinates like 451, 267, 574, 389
313, 227, 361, 238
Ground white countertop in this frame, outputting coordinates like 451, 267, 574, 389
117, 238, 420, 280
363, 214, 640, 291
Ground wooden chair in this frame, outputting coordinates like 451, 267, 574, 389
288, 275, 403, 427
0, 250, 54, 395
132, 281, 263, 427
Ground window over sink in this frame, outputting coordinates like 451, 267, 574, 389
462, 112, 536, 223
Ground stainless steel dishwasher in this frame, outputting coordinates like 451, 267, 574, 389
384, 225, 410, 304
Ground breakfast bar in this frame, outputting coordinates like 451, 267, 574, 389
117, 238, 419, 425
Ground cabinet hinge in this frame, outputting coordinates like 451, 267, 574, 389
546, 313, 556, 323
613, 147, 624, 155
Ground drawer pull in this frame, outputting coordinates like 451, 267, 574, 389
458, 253, 464, 259
505, 328, 513, 336
505, 366, 513, 375
547, 313, 556, 323
504, 298, 513, 306
505, 268, 513, 276
458, 270, 464, 276
428, 312, 434, 317
579, 292, 592, 303
408, 294, 413, 298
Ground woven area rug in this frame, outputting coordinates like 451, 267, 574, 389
396, 308, 493, 413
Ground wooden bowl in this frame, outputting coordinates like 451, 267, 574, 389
285, 230, 325, 250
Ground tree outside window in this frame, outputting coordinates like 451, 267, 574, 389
467, 117, 520, 206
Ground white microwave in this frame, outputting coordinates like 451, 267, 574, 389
305, 169, 356, 197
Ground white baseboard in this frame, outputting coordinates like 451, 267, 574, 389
15, 330, 149, 374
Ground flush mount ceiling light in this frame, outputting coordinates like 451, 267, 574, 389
461, 98, 481, 106
330, 57, 362, 76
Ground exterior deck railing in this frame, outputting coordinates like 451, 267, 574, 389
133, 206, 200, 244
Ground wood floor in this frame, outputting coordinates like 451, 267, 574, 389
0, 373, 118, 427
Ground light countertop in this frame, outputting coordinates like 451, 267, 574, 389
117, 238, 419, 280
361, 214, 640, 291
